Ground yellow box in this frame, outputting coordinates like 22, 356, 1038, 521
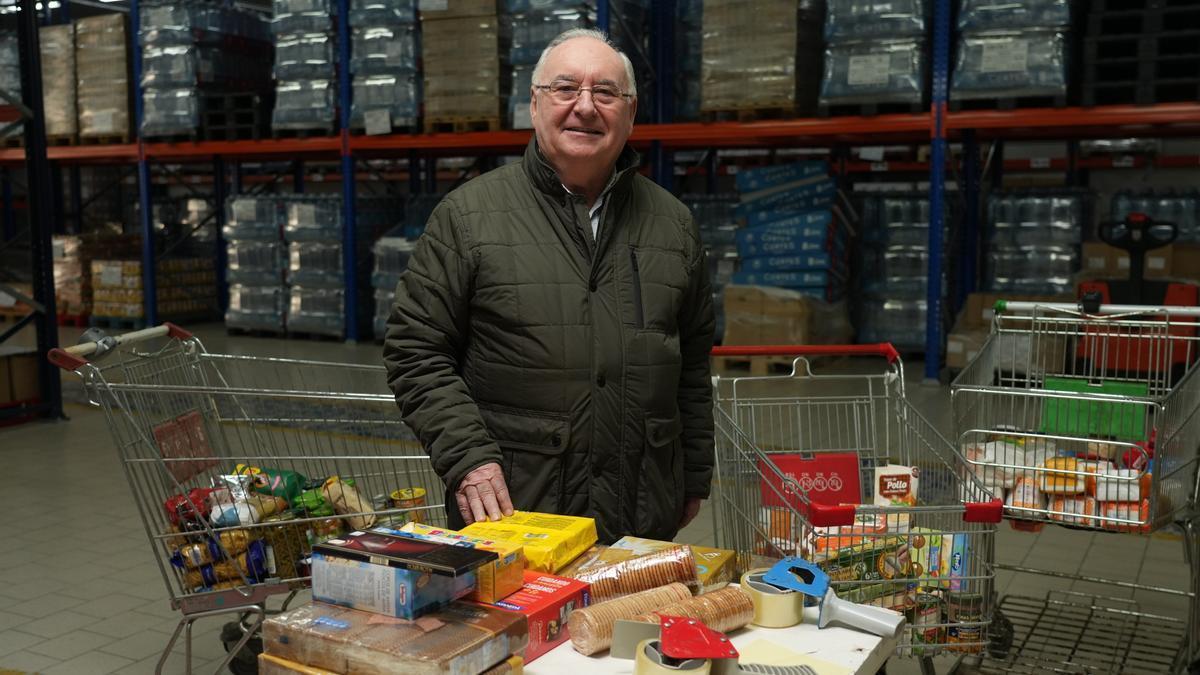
604, 537, 737, 592
461, 511, 597, 574
392, 523, 526, 604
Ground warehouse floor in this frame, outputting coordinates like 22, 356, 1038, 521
0, 324, 1191, 674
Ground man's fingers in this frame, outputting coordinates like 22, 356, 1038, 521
491, 476, 514, 516
455, 491, 474, 525
464, 484, 487, 524
473, 477, 503, 521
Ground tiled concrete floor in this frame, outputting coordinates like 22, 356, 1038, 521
0, 323, 1190, 674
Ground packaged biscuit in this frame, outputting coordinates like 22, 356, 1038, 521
461, 511, 597, 573
567, 583, 692, 656
261, 602, 529, 675
569, 546, 701, 602
602, 537, 737, 593
388, 523, 526, 604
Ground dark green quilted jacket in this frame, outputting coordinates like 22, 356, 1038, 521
383, 138, 715, 543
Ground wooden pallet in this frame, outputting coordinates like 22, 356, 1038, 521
285, 329, 344, 342
700, 104, 797, 123
78, 134, 131, 146
272, 126, 336, 139
1, 135, 22, 148
89, 315, 147, 331
226, 325, 286, 339
46, 134, 77, 146
423, 117, 502, 134
949, 94, 1068, 112
818, 101, 925, 117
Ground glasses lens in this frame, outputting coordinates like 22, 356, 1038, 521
551, 83, 579, 102
591, 86, 619, 104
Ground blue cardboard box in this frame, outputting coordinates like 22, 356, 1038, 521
739, 253, 835, 272
736, 179, 836, 218
312, 551, 478, 619
735, 161, 829, 193
732, 270, 835, 288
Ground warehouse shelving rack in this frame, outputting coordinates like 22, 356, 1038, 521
5, 0, 1200, 420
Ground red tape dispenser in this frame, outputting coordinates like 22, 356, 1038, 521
633, 615, 738, 675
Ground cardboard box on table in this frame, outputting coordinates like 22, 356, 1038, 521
389, 522, 527, 604
479, 570, 590, 663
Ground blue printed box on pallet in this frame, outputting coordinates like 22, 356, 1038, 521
739, 253, 835, 272
745, 209, 831, 232
735, 181, 837, 219
732, 270, 834, 288
735, 161, 829, 194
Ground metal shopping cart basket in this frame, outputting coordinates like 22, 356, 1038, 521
49, 324, 444, 675
710, 344, 1003, 672
950, 300, 1200, 674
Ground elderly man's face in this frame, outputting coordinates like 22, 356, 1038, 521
530, 37, 636, 172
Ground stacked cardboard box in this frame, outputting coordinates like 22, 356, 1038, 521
1081, 242, 1200, 284
0, 347, 39, 405
946, 292, 1073, 370
52, 234, 141, 317
91, 257, 218, 320
421, 1, 507, 128
721, 285, 852, 347
75, 14, 131, 139
701, 0, 822, 114
40, 24, 77, 139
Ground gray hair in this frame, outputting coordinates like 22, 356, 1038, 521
531, 28, 638, 97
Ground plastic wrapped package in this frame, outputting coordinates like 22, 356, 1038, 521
372, 237, 415, 289
508, 64, 534, 129
349, 0, 417, 25
570, 546, 700, 603
0, 33, 20, 101
272, 0, 333, 35
351, 73, 420, 129
226, 284, 286, 331
351, 24, 418, 74
75, 14, 130, 138
41, 24, 77, 138
504, 0, 595, 11
141, 87, 199, 137
952, 29, 1067, 100
140, 2, 272, 45
510, 7, 594, 65
630, 586, 755, 633
700, 0, 819, 111
285, 198, 342, 240
274, 33, 335, 80
825, 0, 926, 40
958, 0, 1070, 31
226, 196, 286, 237
857, 297, 928, 349
287, 285, 344, 336
373, 287, 394, 339
422, 15, 508, 121
261, 602, 530, 675
566, 583, 693, 656
989, 192, 1085, 246
272, 79, 337, 131
227, 242, 285, 284
1111, 191, 1200, 243
820, 39, 925, 105
986, 246, 1077, 295
287, 242, 343, 286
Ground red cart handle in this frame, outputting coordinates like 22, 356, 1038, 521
711, 343, 901, 364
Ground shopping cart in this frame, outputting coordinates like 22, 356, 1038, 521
710, 344, 1003, 672
950, 300, 1200, 673
49, 324, 443, 675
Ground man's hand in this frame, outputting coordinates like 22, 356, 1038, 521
679, 497, 703, 530
456, 462, 514, 525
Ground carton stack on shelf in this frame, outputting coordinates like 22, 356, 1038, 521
984, 189, 1085, 296
951, 0, 1071, 105
348, 0, 421, 133
819, 0, 927, 112
370, 230, 413, 339
225, 195, 287, 333
683, 193, 739, 339
856, 193, 952, 351
40, 24, 77, 140
75, 14, 132, 141
420, 0, 507, 132
505, 1, 594, 130
91, 257, 218, 324
700, 0, 822, 116
139, 1, 273, 138
51, 234, 141, 319
272, 0, 338, 133
0, 32, 21, 105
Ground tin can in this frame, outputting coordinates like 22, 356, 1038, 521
390, 487, 428, 523
946, 592, 984, 653
910, 592, 943, 655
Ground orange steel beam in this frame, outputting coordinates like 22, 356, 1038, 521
947, 103, 1200, 136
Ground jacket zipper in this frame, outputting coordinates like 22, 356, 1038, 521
629, 245, 644, 329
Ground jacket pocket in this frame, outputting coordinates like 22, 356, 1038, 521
629, 245, 645, 329
635, 413, 685, 539
478, 404, 570, 513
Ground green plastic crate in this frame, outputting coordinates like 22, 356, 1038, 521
1040, 376, 1148, 441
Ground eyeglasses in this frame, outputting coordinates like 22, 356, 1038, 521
533, 80, 634, 106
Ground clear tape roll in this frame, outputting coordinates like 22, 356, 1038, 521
634, 638, 713, 674
741, 569, 805, 628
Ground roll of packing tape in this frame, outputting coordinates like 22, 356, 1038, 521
634, 639, 713, 674
741, 569, 804, 628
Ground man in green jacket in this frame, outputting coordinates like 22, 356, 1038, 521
383, 29, 715, 544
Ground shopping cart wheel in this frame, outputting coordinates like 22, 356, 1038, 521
987, 608, 1014, 659
219, 619, 262, 675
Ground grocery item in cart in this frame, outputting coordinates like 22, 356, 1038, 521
630, 586, 755, 633
874, 464, 918, 531
261, 601, 530, 674
1047, 496, 1097, 526
945, 592, 984, 654
1040, 457, 1085, 494
1004, 476, 1046, 531
487, 570, 591, 662
1094, 469, 1150, 503
1099, 500, 1150, 533
461, 511, 598, 574
569, 546, 702, 603
567, 582, 692, 655
322, 476, 377, 530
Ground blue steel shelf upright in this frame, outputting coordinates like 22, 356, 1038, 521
925, 0, 952, 382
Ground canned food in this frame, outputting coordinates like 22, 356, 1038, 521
390, 487, 428, 523
910, 592, 943, 654
946, 592, 984, 654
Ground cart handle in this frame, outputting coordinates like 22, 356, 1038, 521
711, 343, 900, 363
809, 499, 1004, 527
996, 300, 1200, 318
48, 322, 193, 371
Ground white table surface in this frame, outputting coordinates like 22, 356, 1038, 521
527, 605, 895, 675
